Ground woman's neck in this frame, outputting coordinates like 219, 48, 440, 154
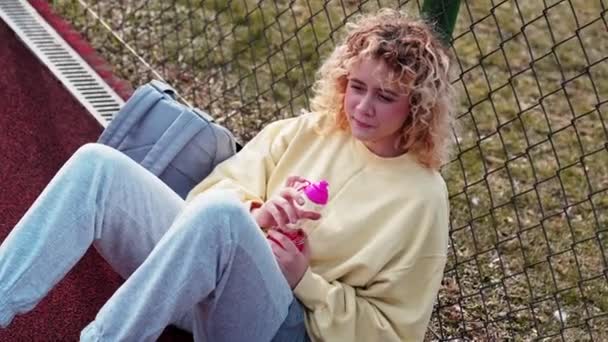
362, 139, 406, 158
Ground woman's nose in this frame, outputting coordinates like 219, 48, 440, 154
356, 93, 374, 116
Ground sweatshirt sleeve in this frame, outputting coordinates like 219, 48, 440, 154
185, 116, 302, 206
293, 257, 446, 342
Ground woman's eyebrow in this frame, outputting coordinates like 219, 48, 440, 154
350, 78, 399, 97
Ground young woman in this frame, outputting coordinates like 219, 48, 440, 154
0, 8, 454, 342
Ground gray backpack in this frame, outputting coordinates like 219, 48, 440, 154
98, 80, 237, 199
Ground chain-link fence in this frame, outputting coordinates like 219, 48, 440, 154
49, 0, 608, 340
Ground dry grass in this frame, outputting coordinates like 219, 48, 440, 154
53, 0, 608, 340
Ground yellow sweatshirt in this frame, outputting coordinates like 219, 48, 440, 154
186, 112, 450, 342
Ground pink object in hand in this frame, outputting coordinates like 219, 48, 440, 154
273, 229, 307, 252
302, 180, 329, 205
283, 179, 330, 235
269, 179, 330, 251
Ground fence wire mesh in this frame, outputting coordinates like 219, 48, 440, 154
50, 0, 608, 340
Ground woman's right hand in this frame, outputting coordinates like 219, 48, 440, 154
251, 176, 322, 229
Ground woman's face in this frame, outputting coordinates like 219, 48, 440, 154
344, 58, 411, 157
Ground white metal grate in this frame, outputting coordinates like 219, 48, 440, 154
0, 0, 124, 127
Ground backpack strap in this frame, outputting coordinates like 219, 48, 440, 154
148, 80, 177, 99
98, 83, 164, 148
140, 108, 210, 176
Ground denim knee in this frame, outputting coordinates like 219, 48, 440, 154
181, 191, 258, 242
72, 143, 124, 168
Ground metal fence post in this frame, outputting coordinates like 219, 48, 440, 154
421, 0, 462, 45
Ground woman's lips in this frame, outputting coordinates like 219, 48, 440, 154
353, 117, 374, 128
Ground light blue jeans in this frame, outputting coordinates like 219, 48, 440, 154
0, 143, 308, 342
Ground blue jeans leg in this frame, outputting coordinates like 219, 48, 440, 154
0, 142, 308, 341
0, 143, 184, 327
272, 298, 310, 342
81, 190, 304, 342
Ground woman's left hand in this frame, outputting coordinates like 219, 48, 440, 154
268, 229, 310, 289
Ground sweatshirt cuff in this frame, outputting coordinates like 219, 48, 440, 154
293, 267, 332, 309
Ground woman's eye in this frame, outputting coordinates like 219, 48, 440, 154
378, 94, 394, 102
350, 84, 364, 91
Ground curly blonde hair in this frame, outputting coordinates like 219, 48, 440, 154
310, 8, 455, 169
